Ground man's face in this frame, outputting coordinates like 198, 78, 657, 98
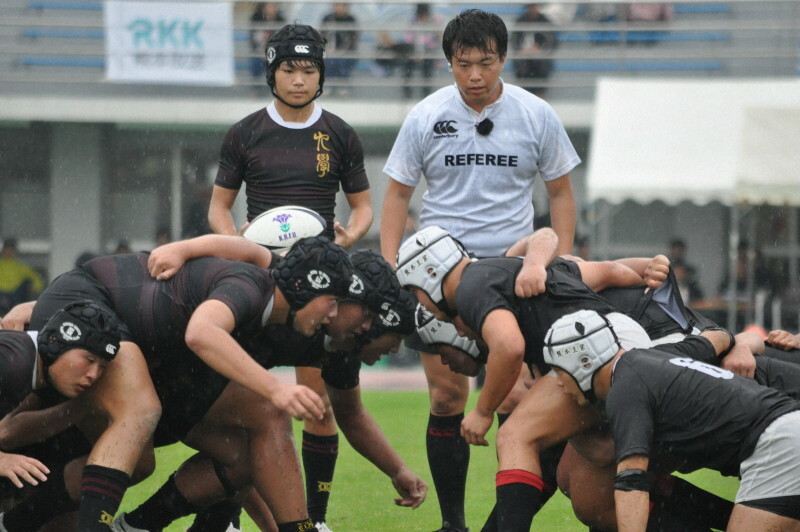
293, 295, 338, 336
273, 60, 320, 107
324, 301, 373, 341
356, 333, 404, 365
552, 368, 589, 406
450, 43, 506, 111
48, 348, 107, 398
436, 344, 482, 377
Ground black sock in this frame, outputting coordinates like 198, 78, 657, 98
77, 464, 130, 531
652, 475, 732, 531
188, 499, 242, 532
495, 470, 543, 532
126, 473, 201, 530
3, 464, 79, 531
277, 518, 317, 532
427, 413, 469, 530
302, 431, 339, 523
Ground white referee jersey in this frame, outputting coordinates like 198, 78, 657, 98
384, 81, 580, 257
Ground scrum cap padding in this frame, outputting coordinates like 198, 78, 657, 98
37, 301, 122, 368
365, 287, 418, 339
265, 24, 326, 87
348, 250, 401, 314
415, 304, 483, 362
274, 236, 353, 309
543, 309, 621, 394
396, 226, 469, 304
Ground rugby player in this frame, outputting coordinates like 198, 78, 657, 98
0, 302, 121, 531
208, 23, 373, 531
545, 310, 800, 532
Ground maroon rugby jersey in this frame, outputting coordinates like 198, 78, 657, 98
215, 106, 370, 237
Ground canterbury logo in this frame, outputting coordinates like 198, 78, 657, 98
294, 44, 310, 53
99, 511, 114, 525
317, 480, 333, 492
433, 120, 458, 134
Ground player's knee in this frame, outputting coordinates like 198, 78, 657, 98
428, 381, 469, 415
131, 448, 156, 483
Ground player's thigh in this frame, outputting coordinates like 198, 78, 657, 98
420, 351, 470, 415
728, 504, 800, 532
196, 380, 292, 437
498, 374, 600, 462
557, 442, 617, 530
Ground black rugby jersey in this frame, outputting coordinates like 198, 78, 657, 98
215, 107, 370, 236
455, 257, 620, 372
0, 331, 37, 416
608, 348, 800, 476
247, 324, 361, 390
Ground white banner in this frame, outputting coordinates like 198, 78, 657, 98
105, 1, 234, 86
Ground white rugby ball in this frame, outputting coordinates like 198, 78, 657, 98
242, 205, 326, 252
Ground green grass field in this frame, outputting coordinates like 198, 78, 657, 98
121, 390, 739, 531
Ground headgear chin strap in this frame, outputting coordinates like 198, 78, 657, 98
265, 25, 327, 108
543, 309, 621, 398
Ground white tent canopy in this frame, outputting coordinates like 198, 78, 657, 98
587, 78, 800, 206
586, 79, 800, 330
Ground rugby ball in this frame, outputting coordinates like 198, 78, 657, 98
243, 205, 327, 252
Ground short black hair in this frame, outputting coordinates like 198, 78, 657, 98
442, 9, 508, 62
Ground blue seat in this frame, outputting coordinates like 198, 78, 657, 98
27, 1, 101, 10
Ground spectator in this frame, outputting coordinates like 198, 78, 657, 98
626, 2, 673, 45
114, 239, 132, 254
249, 2, 285, 79
321, 3, 359, 96
402, 3, 441, 99
513, 3, 557, 98
585, 2, 622, 44
0, 238, 44, 315
154, 226, 171, 247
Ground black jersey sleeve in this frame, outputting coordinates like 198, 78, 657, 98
338, 122, 369, 195
321, 352, 361, 390
456, 261, 519, 337
606, 353, 656, 463
202, 264, 273, 329
652, 335, 717, 365
215, 123, 246, 190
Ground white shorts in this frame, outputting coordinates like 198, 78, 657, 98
737, 410, 800, 502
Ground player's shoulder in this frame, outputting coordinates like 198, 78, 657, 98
500, 83, 558, 118
405, 85, 461, 122
318, 108, 357, 133
230, 107, 269, 131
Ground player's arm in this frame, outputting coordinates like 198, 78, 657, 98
0, 300, 36, 330
766, 329, 800, 351
208, 185, 240, 236
185, 300, 325, 421
544, 174, 576, 256
577, 260, 645, 292
147, 235, 272, 280
0, 393, 85, 449
335, 189, 373, 249
380, 179, 415, 265
327, 384, 428, 508
463, 309, 524, 446
505, 228, 558, 298
614, 255, 670, 290
614, 454, 650, 532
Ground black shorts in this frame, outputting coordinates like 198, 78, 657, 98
740, 494, 800, 520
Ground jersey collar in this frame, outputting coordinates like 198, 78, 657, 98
267, 101, 323, 129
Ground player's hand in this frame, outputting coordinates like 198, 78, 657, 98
515, 263, 547, 298
333, 222, 355, 249
643, 255, 670, 290
391, 467, 428, 509
238, 221, 251, 236
720, 343, 756, 379
766, 329, 800, 351
0, 302, 34, 331
461, 409, 492, 446
0, 452, 49, 488
270, 384, 326, 422
147, 244, 187, 280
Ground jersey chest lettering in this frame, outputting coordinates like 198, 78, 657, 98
443, 153, 519, 167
